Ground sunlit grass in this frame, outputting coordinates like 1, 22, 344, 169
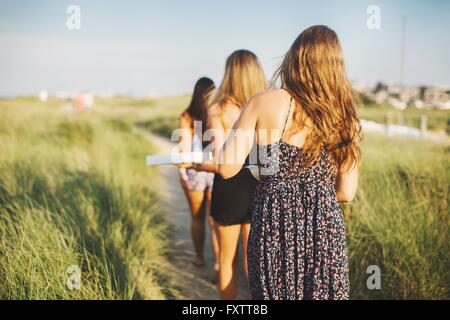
345, 134, 449, 299
0, 101, 177, 299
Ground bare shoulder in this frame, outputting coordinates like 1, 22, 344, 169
207, 102, 221, 118
179, 111, 192, 126
206, 102, 224, 130
255, 88, 288, 102
179, 111, 192, 121
220, 102, 240, 117
219, 102, 240, 129
250, 89, 291, 116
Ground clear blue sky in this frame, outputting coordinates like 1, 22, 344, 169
0, 0, 449, 96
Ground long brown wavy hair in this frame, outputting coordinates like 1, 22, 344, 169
215, 49, 266, 108
274, 25, 362, 170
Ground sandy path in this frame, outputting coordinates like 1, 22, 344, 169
142, 131, 251, 300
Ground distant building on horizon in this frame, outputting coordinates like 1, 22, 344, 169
353, 81, 450, 110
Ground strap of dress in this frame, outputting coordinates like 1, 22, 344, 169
256, 96, 293, 179
281, 97, 293, 139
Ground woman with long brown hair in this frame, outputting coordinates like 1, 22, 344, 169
192, 50, 266, 299
218, 26, 361, 299
178, 77, 219, 273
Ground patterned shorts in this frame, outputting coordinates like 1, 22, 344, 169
185, 169, 214, 192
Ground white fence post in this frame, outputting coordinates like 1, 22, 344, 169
420, 115, 428, 139
385, 112, 393, 136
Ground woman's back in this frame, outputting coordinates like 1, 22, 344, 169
208, 101, 241, 132
255, 89, 307, 149
209, 100, 258, 226
247, 89, 348, 300
254, 89, 336, 183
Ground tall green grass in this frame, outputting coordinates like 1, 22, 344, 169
0, 102, 176, 299
345, 135, 449, 299
136, 116, 179, 138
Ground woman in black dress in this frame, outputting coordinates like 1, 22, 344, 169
193, 50, 266, 299
218, 26, 361, 299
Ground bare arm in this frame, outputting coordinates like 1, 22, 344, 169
177, 113, 192, 181
191, 103, 225, 173
335, 160, 359, 203
218, 97, 259, 179
178, 113, 192, 153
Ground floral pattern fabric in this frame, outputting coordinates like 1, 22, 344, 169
248, 140, 350, 300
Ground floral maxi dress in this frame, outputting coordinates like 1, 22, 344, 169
248, 108, 350, 300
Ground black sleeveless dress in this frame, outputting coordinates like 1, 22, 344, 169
211, 156, 257, 226
248, 98, 350, 300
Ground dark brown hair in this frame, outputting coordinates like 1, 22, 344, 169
185, 77, 215, 131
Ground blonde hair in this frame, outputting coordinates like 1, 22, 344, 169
274, 25, 362, 170
215, 49, 266, 108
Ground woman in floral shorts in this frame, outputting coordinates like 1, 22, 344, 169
178, 77, 219, 280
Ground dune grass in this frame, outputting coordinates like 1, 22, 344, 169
345, 134, 449, 299
0, 101, 177, 299
136, 116, 179, 138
